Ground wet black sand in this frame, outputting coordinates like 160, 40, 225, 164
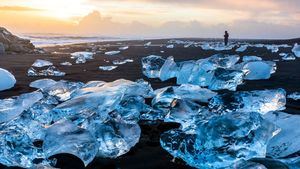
0, 38, 300, 169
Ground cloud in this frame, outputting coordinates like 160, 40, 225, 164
0, 6, 42, 11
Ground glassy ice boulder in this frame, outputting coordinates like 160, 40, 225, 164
142, 55, 165, 78
87, 118, 141, 158
160, 111, 277, 169
0, 91, 43, 123
265, 112, 300, 158
292, 43, 300, 57
43, 120, 98, 166
209, 89, 286, 115
32, 59, 53, 68
30, 79, 57, 90
242, 61, 275, 80
0, 68, 16, 91
176, 61, 197, 84
209, 68, 245, 91
206, 54, 240, 69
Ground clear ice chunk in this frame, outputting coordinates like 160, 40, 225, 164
176, 61, 196, 84
32, 59, 53, 68
119, 46, 129, 50
240, 61, 275, 80
0, 68, 16, 91
112, 59, 133, 65
208, 68, 244, 91
27, 66, 66, 77
43, 120, 98, 166
160, 111, 276, 169
87, 118, 141, 158
99, 66, 118, 71
209, 88, 286, 115
0, 91, 43, 123
142, 55, 165, 78
292, 43, 300, 57
265, 112, 300, 158
105, 51, 120, 55
236, 45, 248, 52
166, 44, 174, 48
30, 79, 57, 90
71, 52, 94, 60
144, 42, 151, 47
60, 61, 72, 66
287, 92, 300, 100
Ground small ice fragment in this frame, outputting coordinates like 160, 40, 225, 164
281, 53, 296, 61
166, 44, 174, 48
0, 68, 16, 91
112, 59, 134, 65
27, 66, 66, 77
43, 120, 98, 166
236, 45, 248, 52
119, 46, 129, 50
60, 61, 72, 66
242, 56, 262, 62
292, 43, 300, 57
265, 112, 300, 158
30, 79, 57, 89
144, 42, 151, 47
32, 59, 53, 68
209, 88, 286, 114
99, 66, 118, 71
141, 55, 165, 78
287, 92, 300, 100
105, 51, 120, 55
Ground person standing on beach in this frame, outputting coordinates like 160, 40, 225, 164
224, 31, 229, 46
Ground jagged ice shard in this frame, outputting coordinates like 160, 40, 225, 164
209, 88, 286, 115
142, 55, 166, 78
43, 120, 98, 166
160, 111, 277, 169
27, 66, 66, 77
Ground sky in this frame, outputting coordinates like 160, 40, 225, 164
0, 0, 300, 39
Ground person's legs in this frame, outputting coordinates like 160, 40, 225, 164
225, 39, 228, 46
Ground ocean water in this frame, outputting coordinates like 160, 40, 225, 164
20, 34, 125, 47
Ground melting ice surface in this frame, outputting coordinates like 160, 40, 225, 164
99, 66, 118, 71
0, 68, 16, 91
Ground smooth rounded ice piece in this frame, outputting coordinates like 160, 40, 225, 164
0, 68, 16, 91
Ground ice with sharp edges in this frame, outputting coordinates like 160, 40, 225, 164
292, 43, 300, 57
142, 55, 166, 78
144, 41, 151, 47
87, 118, 141, 158
99, 66, 118, 71
32, 59, 53, 68
0, 68, 16, 91
243, 56, 262, 62
281, 53, 296, 61
112, 59, 133, 65
0, 91, 43, 123
160, 111, 277, 169
43, 120, 98, 166
209, 68, 245, 91
176, 60, 196, 84
27, 66, 66, 77
287, 92, 300, 100
71, 52, 94, 64
30, 79, 57, 90
105, 51, 120, 55
209, 88, 286, 115
264, 112, 300, 158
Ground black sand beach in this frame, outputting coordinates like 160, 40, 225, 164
0, 38, 300, 169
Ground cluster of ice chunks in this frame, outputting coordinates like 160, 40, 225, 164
0, 78, 154, 168
28, 59, 65, 77
159, 88, 294, 169
71, 52, 94, 64
142, 53, 277, 91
